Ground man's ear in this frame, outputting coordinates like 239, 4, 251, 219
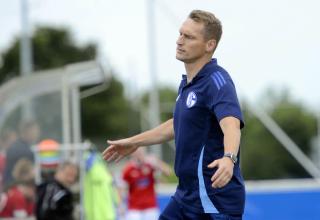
206, 39, 216, 53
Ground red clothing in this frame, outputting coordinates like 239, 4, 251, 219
122, 161, 157, 210
0, 186, 34, 217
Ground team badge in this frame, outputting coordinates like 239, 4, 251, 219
186, 91, 197, 108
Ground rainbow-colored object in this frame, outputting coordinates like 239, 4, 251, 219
37, 139, 60, 169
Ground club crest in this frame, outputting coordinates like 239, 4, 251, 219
186, 91, 197, 108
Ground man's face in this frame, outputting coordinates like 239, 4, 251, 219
25, 125, 40, 144
176, 18, 210, 63
61, 166, 78, 187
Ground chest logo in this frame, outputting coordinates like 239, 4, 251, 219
186, 91, 197, 108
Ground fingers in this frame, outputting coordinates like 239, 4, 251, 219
103, 139, 136, 162
103, 139, 123, 162
102, 146, 115, 161
107, 139, 126, 146
104, 149, 124, 163
102, 144, 113, 155
107, 140, 117, 145
209, 158, 233, 188
211, 163, 222, 183
106, 151, 119, 162
209, 159, 220, 182
207, 160, 218, 168
104, 149, 119, 162
212, 171, 232, 188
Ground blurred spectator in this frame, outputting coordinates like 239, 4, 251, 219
3, 120, 40, 186
0, 129, 17, 192
122, 148, 172, 220
12, 158, 35, 184
0, 158, 35, 218
36, 161, 78, 220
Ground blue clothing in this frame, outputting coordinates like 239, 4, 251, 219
159, 197, 242, 220
173, 59, 245, 215
4, 139, 34, 186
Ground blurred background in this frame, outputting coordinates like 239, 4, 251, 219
0, 0, 319, 219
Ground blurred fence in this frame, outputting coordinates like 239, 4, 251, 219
0, 61, 109, 219
0, 60, 109, 143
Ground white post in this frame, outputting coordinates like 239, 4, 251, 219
147, 0, 162, 159
62, 75, 71, 158
20, 0, 33, 119
71, 86, 82, 144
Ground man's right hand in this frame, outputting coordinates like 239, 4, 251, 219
102, 139, 139, 162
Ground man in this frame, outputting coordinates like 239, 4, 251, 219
36, 161, 78, 220
122, 148, 172, 220
103, 10, 245, 220
3, 120, 40, 186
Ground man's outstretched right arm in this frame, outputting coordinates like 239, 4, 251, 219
102, 118, 174, 162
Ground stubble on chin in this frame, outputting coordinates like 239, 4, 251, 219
176, 54, 184, 62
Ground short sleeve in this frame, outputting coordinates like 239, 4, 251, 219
122, 165, 131, 183
209, 72, 244, 128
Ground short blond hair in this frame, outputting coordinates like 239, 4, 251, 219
12, 158, 34, 182
189, 10, 223, 44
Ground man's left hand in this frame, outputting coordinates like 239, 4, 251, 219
208, 157, 234, 188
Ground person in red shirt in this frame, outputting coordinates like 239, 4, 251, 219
0, 181, 34, 218
0, 158, 35, 218
122, 148, 172, 220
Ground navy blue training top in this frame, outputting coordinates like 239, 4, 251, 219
173, 58, 245, 215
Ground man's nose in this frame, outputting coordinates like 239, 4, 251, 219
176, 36, 183, 45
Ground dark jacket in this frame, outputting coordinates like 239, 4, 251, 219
36, 179, 74, 220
